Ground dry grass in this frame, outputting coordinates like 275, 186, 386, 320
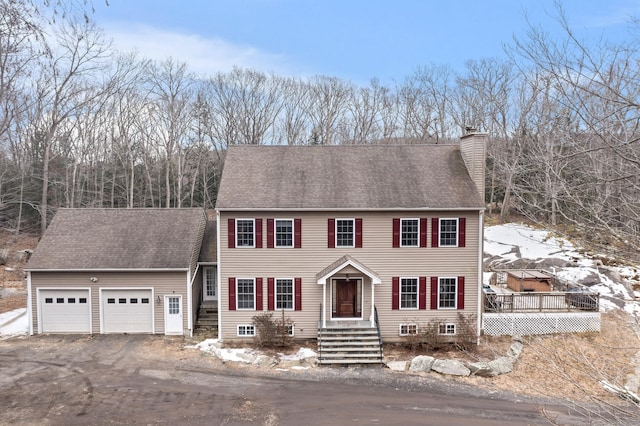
464, 311, 639, 406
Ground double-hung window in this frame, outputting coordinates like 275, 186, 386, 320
236, 278, 255, 310
400, 277, 418, 309
401, 219, 419, 247
236, 219, 255, 247
275, 278, 294, 310
275, 219, 293, 248
438, 277, 457, 309
439, 219, 458, 247
336, 219, 354, 247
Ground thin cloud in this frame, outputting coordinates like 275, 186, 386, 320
103, 23, 301, 77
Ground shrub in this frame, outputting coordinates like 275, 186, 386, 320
252, 311, 294, 348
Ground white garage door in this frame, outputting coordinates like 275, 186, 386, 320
39, 289, 91, 333
102, 290, 153, 333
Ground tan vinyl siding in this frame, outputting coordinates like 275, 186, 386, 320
30, 271, 189, 335
219, 210, 481, 341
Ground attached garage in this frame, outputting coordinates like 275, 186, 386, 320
39, 289, 91, 333
101, 289, 153, 333
26, 208, 208, 336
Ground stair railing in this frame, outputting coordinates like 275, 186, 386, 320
318, 303, 323, 360
374, 305, 383, 362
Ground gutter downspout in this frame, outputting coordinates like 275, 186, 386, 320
187, 263, 201, 337
216, 210, 222, 341
477, 210, 484, 344
26, 272, 33, 335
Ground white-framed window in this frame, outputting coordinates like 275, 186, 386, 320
275, 219, 293, 248
439, 218, 458, 247
401, 219, 419, 247
438, 323, 456, 335
276, 278, 294, 310
236, 278, 255, 310
336, 219, 354, 247
285, 324, 295, 336
400, 277, 418, 309
204, 267, 216, 298
237, 324, 255, 336
399, 323, 418, 336
236, 219, 255, 247
438, 277, 457, 309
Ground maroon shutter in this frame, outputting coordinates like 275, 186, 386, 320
255, 278, 263, 310
255, 219, 263, 248
392, 218, 400, 248
355, 218, 363, 248
392, 277, 399, 310
267, 219, 274, 248
267, 278, 274, 311
420, 218, 428, 248
458, 218, 466, 248
419, 276, 427, 310
430, 276, 438, 309
328, 218, 335, 248
228, 218, 236, 248
228, 278, 236, 311
431, 217, 439, 247
294, 218, 302, 248
457, 276, 465, 310
294, 278, 302, 311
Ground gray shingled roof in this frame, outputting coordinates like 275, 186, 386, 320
27, 208, 206, 270
198, 220, 217, 263
216, 144, 483, 210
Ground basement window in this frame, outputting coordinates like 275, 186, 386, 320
399, 323, 418, 336
237, 325, 255, 337
438, 323, 456, 335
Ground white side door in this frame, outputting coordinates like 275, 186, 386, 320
164, 295, 183, 335
203, 267, 217, 301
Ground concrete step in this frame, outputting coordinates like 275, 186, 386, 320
317, 358, 383, 365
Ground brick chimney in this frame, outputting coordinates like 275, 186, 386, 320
459, 130, 487, 203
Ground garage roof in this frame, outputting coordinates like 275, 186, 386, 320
27, 208, 206, 270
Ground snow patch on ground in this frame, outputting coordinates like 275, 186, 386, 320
187, 338, 317, 365
485, 223, 586, 264
0, 308, 28, 338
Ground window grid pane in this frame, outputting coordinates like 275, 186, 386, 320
275, 220, 293, 247
168, 297, 180, 314
237, 279, 255, 309
336, 219, 354, 247
236, 220, 254, 247
439, 278, 457, 308
400, 278, 418, 309
401, 219, 419, 246
276, 279, 294, 309
440, 219, 458, 246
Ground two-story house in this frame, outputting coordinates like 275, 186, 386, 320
215, 132, 487, 352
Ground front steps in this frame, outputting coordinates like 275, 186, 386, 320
195, 303, 218, 335
317, 326, 383, 365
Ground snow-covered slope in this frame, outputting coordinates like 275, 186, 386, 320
484, 223, 639, 316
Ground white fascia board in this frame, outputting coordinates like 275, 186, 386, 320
316, 259, 382, 285
25, 268, 189, 272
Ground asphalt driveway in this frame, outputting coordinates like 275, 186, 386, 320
0, 335, 585, 425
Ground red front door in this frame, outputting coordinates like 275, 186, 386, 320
334, 279, 359, 317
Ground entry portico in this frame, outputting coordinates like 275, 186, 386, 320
316, 254, 382, 328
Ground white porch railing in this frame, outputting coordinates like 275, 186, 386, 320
482, 312, 601, 336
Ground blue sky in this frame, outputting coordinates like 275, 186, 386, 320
92, 0, 639, 84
